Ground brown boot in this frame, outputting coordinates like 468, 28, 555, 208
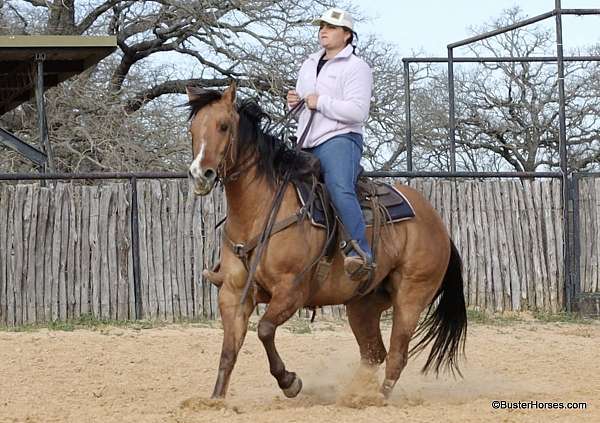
344, 255, 373, 282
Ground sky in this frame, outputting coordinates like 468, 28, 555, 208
351, 0, 600, 56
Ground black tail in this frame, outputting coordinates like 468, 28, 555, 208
408, 240, 467, 376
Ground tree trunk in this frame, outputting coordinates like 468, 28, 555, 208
48, 0, 76, 35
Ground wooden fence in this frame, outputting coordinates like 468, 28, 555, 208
410, 178, 565, 313
0, 180, 222, 326
0, 177, 595, 326
578, 178, 600, 295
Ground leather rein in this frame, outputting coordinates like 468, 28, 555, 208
217, 100, 318, 305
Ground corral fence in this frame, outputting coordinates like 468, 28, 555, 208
0, 171, 598, 326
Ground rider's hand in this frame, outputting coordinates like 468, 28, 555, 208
287, 90, 300, 109
306, 93, 319, 110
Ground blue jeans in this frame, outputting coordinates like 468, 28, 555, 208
305, 133, 372, 259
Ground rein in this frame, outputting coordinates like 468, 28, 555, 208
237, 103, 316, 305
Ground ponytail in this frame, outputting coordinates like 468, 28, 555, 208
345, 29, 358, 54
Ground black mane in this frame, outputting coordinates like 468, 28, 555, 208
187, 89, 312, 186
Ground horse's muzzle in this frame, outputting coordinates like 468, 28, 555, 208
189, 171, 216, 196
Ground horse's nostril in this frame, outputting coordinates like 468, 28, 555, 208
188, 169, 194, 179
204, 168, 216, 180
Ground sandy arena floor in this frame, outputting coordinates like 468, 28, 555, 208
0, 317, 598, 423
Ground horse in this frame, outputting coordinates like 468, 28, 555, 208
185, 81, 467, 400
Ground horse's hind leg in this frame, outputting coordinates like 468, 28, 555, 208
257, 282, 304, 398
381, 269, 441, 398
346, 287, 391, 368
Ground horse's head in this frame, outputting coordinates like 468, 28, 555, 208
186, 81, 239, 196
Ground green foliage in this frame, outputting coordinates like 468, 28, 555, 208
532, 311, 593, 325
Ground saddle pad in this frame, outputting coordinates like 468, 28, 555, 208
294, 180, 415, 229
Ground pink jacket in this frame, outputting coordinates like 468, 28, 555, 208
294, 44, 373, 148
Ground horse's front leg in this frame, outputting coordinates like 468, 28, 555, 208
257, 276, 305, 398
211, 267, 255, 399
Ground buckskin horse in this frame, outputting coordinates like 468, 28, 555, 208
185, 81, 467, 400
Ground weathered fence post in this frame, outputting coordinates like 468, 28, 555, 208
130, 176, 142, 319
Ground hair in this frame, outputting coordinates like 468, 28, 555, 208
345, 28, 355, 47
187, 89, 313, 186
342, 27, 358, 54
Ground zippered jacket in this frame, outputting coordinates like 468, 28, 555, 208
294, 44, 373, 148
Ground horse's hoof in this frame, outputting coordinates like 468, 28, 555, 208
282, 376, 303, 398
380, 379, 395, 399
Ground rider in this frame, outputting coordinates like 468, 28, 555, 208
287, 7, 374, 282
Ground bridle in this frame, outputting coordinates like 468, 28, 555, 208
215, 127, 243, 185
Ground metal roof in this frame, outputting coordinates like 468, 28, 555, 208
0, 35, 117, 115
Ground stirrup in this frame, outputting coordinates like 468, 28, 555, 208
341, 240, 375, 282
344, 256, 375, 282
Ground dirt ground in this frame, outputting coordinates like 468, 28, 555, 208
0, 316, 598, 423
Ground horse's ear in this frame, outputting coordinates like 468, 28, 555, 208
222, 80, 237, 104
186, 86, 201, 102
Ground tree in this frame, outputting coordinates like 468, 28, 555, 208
445, 8, 599, 171
2, 0, 413, 174
402, 8, 600, 172
1, 0, 348, 171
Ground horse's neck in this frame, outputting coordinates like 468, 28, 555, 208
224, 166, 275, 235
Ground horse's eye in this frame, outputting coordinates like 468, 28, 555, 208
220, 123, 229, 132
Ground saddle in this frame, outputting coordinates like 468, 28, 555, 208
294, 177, 415, 229
293, 172, 415, 296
